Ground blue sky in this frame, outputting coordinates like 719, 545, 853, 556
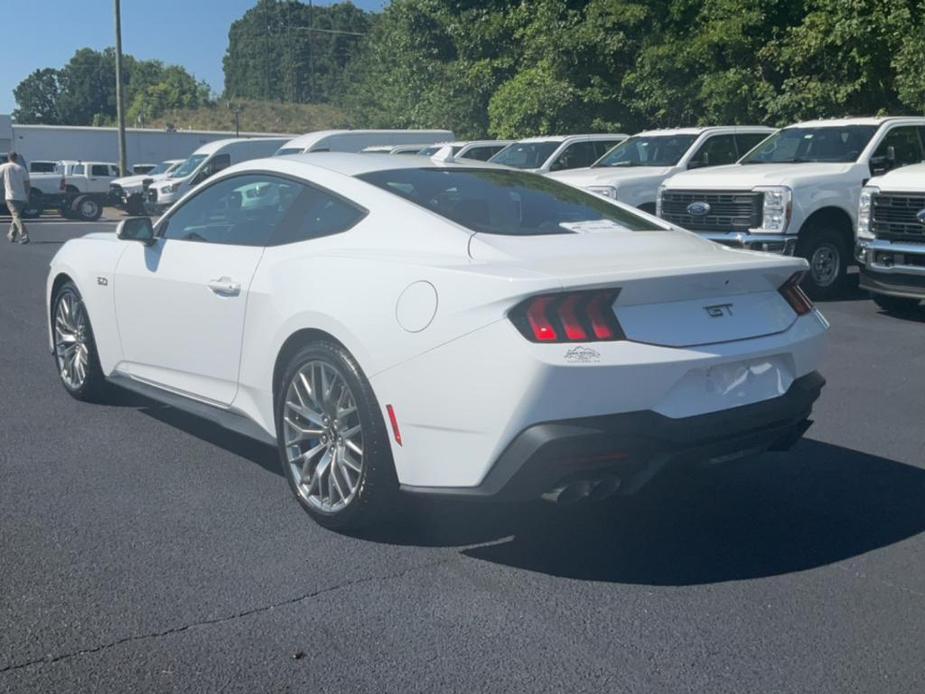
1, 0, 387, 115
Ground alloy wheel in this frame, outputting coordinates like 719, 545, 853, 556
54, 292, 90, 390
283, 360, 364, 513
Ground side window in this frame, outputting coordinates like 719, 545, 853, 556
271, 185, 366, 245
91, 164, 110, 176
111, 165, 121, 176
551, 141, 597, 171
688, 135, 738, 168
874, 127, 924, 167
735, 133, 769, 157
160, 174, 302, 247
593, 140, 622, 159
73, 164, 85, 175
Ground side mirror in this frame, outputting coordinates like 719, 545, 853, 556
869, 155, 892, 177
117, 216, 155, 246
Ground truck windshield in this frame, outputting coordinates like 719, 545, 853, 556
147, 161, 175, 175
358, 167, 664, 236
489, 142, 561, 170
593, 135, 697, 168
170, 154, 207, 178
740, 126, 877, 164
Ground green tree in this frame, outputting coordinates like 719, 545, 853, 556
12, 68, 62, 124
223, 0, 372, 104
13, 49, 212, 126
761, 0, 918, 123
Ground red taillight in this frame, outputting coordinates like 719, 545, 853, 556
386, 404, 402, 446
779, 272, 814, 316
557, 294, 588, 340
511, 290, 624, 343
525, 295, 559, 342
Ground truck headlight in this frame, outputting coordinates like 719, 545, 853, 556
857, 186, 877, 240
752, 186, 792, 233
166, 182, 180, 193
656, 184, 666, 217
587, 185, 618, 200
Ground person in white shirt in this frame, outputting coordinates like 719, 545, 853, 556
1, 152, 31, 244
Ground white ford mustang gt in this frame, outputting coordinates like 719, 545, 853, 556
47, 154, 828, 528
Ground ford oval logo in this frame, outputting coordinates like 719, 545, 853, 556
917, 208, 925, 225
687, 201, 711, 216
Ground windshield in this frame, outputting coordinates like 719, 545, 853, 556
147, 161, 175, 175
275, 147, 303, 157
741, 126, 877, 164
593, 135, 698, 168
489, 141, 561, 170
170, 154, 207, 178
357, 168, 664, 236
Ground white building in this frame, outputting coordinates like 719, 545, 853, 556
0, 115, 293, 168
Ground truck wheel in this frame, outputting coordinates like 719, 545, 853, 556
72, 195, 102, 222
797, 228, 849, 300
872, 294, 920, 314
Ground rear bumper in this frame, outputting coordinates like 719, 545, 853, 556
401, 371, 824, 501
698, 231, 797, 255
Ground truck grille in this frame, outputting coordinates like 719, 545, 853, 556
871, 192, 925, 239
661, 190, 762, 232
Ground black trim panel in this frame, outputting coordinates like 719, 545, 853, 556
108, 374, 277, 447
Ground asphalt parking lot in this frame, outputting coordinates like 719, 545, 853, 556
2, 219, 924, 693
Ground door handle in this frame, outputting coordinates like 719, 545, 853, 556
207, 277, 241, 297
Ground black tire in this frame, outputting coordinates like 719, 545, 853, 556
872, 293, 920, 314
51, 282, 109, 402
796, 227, 850, 300
72, 195, 102, 222
275, 340, 397, 530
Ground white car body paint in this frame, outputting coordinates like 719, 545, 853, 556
546, 126, 773, 209
48, 153, 828, 493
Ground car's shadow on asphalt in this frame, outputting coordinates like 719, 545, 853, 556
110, 385, 925, 586
361, 438, 925, 586
106, 387, 282, 477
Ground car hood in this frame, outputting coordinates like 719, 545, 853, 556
665, 162, 854, 190
546, 166, 673, 187
112, 175, 148, 187
869, 163, 925, 193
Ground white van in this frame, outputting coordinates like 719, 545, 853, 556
148, 138, 291, 213
275, 130, 454, 156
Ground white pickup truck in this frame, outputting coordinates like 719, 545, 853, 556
856, 163, 925, 311
546, 126, 773, 213
658, 117, 925, 298
109, 159, 183, 214
58, 161, 120, 221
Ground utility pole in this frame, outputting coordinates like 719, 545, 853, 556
113, 0, 128, 175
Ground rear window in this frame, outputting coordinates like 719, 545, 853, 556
275, 148, 303, 156
357, 168, 664, 236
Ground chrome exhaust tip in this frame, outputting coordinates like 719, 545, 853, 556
542, 476, 622, 505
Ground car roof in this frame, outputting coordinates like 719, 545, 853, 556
253, 151, 512, 177
787, 116, 925, 128
632, 126, 774, 137
516, 134, 626, 144
282, 129, 454, 151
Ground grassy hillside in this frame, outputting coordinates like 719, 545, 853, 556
144, 99, 350, 134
